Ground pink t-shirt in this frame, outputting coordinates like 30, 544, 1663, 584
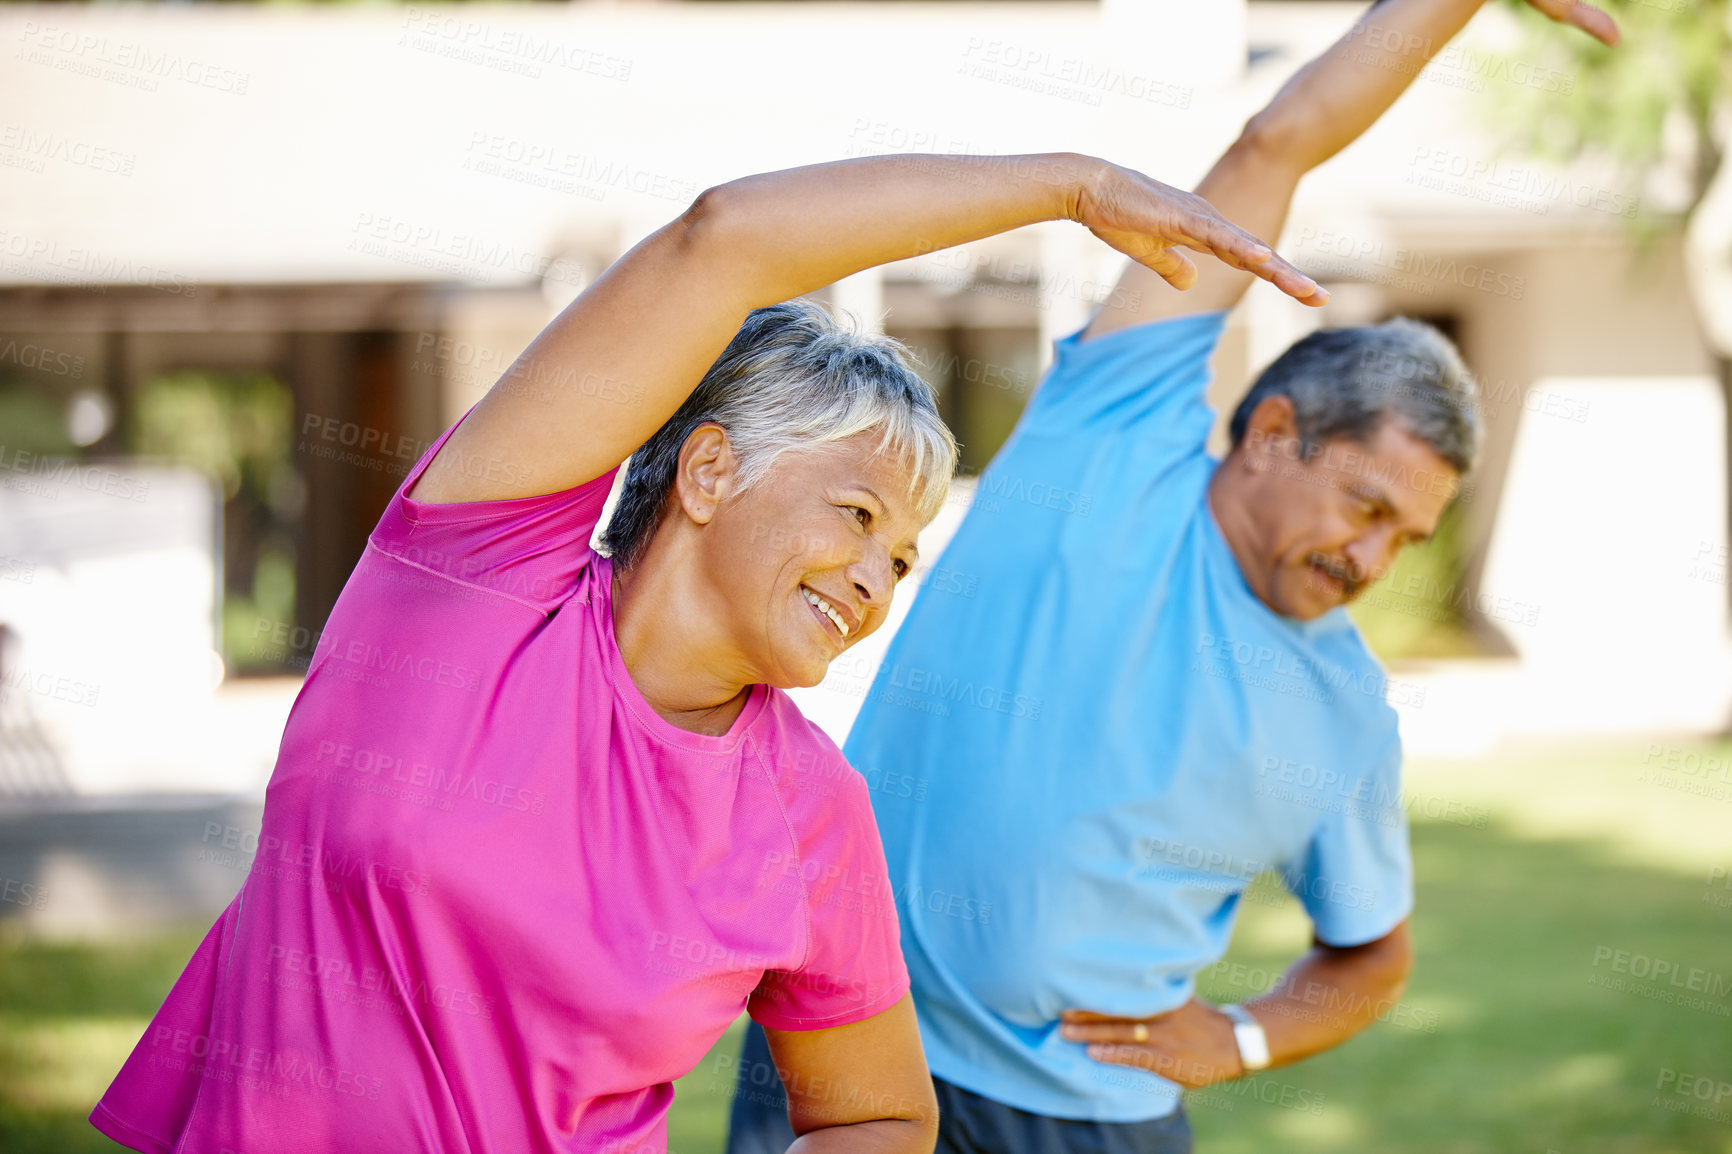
91, 418, 910, 1154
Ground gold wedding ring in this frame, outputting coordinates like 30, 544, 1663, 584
1132, 1022, 1149, 1043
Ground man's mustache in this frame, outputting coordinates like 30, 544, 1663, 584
1305, 552, 1370, 597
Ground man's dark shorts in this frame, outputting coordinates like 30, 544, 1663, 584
725, 1020, 1194, 1154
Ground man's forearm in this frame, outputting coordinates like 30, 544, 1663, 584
1242, 0, 1484, 174
1243, 928, 1415, 1067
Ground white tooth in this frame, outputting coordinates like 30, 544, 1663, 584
803, 589, 836, 633
801, 586, 850, 637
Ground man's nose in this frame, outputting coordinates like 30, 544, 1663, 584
1346, 529, 1399, 582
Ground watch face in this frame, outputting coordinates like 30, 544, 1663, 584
1233, 1020, 1271, 1071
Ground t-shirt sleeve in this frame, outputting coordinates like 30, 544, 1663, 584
748, 768, 911, 1030
90, 899, 238, 1154
1023, 310, 1229, 445
1280, 731, 1415, 946
367, 412, 621, 615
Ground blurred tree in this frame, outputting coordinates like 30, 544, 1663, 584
1491, 0, 1732, 365
1496, 0, 1727, 204
1491, 0, 1732, 586
133, 371, 300, 676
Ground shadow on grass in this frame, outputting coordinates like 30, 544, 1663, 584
1186, 817, 1732, 1154
0, 926, 206, 1153
5, 816, 1729, 1154
668, 817, 1732, 1154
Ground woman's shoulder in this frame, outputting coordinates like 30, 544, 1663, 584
750, 688, 853, 772
747, 691, 876, 821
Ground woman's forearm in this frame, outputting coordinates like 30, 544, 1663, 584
419, 147, 1313, 502
691, 152, 1101, 310
789, 1117, 937, 1154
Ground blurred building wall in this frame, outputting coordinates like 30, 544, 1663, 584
0, 1, 1722, 792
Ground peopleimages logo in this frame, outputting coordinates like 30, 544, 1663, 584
1590, 946, 1732, 996
881, 662, 1043, 720
312, 741, 546, 816
265, 944, 496, 1021
145, 1027, 381, 1100
0, 446, 150, 502
1192, 632, 1427, 708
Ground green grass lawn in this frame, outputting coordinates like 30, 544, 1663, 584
7, 737, 1730, 1153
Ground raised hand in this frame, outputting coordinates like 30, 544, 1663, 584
1521, 0, 1619, 47
1077, 163, 1330, 307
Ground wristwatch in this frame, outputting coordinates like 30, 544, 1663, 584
1218, 1003, 1271, 1072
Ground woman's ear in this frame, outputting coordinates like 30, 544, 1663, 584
672, 423, 739, 526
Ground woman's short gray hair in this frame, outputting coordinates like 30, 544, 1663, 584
1228, 317, 1481, 474
601, 299, 958, 569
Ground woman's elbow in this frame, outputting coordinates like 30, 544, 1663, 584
672, 181, 744, 257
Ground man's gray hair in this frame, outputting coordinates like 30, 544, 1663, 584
602, 299, 958, 569
1228, 317, 1481, 474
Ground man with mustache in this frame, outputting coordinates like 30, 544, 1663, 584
729, 0, 1617, 1151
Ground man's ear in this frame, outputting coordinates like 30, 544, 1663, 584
1238, 395, 1302, 472
673, 423, 739, 527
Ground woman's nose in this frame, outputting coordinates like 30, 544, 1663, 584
850, 547, 895, 606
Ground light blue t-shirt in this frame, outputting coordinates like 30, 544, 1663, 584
845, 311, 1415, 1123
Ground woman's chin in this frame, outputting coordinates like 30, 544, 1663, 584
758, 644, 831, 691
781, 659, 831, 691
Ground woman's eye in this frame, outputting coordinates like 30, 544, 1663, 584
893, 559, 909, 579
850, 507, 870, 527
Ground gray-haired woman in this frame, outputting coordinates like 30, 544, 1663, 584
93, 154, 1322, 1154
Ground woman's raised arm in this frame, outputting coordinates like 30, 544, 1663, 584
411, 152, 1325, 504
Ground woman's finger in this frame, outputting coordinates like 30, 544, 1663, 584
1182, 210, 1328, 305
1142, 246, 1199, 292
1208, 234, 1327, 305
1256, 256, 1329, 305
1195, 218, 1274, 271
1088, 173, 1327, 303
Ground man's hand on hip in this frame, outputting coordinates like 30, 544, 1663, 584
1059, 998, 1245, 1089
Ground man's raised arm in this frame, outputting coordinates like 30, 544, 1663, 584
1085, 0, 1618, 340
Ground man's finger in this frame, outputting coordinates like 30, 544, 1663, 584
1566, 1, 1619, 47
1059, 1020, 1148, 1043
1060, 1010, 1134, 1024
1084, 1043, 1150, 1070
1530, 0, 1619, 46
